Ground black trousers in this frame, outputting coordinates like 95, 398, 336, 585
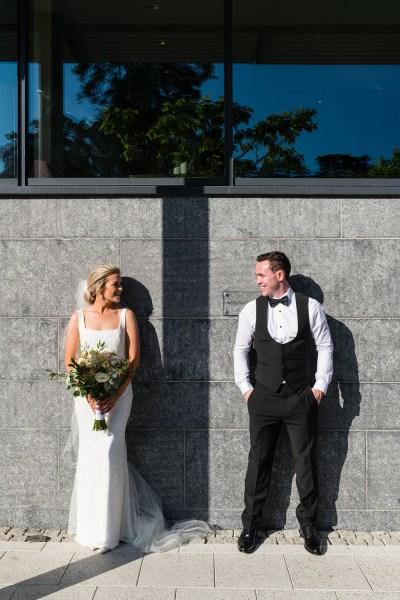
242, 382, 319, 530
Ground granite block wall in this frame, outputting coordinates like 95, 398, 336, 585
0, 196, 399, 530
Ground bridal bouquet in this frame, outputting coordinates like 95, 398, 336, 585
50, 341, 133, 431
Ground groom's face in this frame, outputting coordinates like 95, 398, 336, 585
255, 260, 282, 297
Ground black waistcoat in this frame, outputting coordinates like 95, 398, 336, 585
254, 292, 313, 392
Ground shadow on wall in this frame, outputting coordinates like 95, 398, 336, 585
261, 274, 361, 530
119, 194, 211, 523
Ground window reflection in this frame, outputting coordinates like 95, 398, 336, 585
0, 5, 17, 180
29, 0, 224, 178
233, 1, 400, 178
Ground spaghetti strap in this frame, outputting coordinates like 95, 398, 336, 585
76, 309, 85, 331
120, 308, 128, 330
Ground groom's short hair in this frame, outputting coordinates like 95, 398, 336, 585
257, 251, 291, 280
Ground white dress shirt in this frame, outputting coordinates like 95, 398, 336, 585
233, 287, 333, 396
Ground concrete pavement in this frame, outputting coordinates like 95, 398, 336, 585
1, 532, 400, 599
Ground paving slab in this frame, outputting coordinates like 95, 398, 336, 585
285, 554, 371, 591
382, 546, 400, 556
0, 551, 73, 585
0, 542, 46, 552
0, 585, 17, 600
60, 546, 143, 587
257, 592, 337, 600
179, 543, 238, 553
41, 542, 84, 553
214, 553, 292, 590
11, 585, 96, 599
323, 546, 387, 557
138, 553, 214, 588
94, 588, 176, 600
177, 589, 257, 600
356, 557, 400, 591
336, 594, 400, 599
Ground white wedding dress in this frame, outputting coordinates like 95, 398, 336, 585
68, 308, 210, 551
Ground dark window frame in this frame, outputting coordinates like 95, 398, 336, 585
1, 0, 399, 197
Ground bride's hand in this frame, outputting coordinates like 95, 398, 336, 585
98, 394, 119, 414
86, 394, 98, 414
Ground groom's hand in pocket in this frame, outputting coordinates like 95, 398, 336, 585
243, 389, 253, 403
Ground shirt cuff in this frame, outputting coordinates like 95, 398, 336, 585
313, 379, 328, 395
238, 382, 254, 396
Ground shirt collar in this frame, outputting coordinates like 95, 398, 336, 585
270, 287, 294, 302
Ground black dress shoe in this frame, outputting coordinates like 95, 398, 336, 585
238, 529, 257, 553
300, 524, 322, 555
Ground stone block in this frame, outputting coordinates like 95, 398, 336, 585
257, 593, 336, 600
0, 381, 72, 428
367, 432, 400, 510
126, 430, 184, 510
136, 318, 183, 381
0, 429, 58, 507
122, 238, 272, 317
178, 590, 256, 600
318, 431, 366, 511
58, 429, 76, 509
208, 240, 271, 317
318, 510, 400, 532
60, 545, 143, 586
11, 586, 96, 599
184, 197, 341, 238
329, 319, 400, 383
0, 507, 69, 529
0, 319, 58, 379
95, 588, 175, 600
0, 586, 17, 600
121, 239, 208, 317
0, 239, 120, 317
223, 291, 257, 316
138, 553, 214, 588
281, 239, 400, 318
185, 430, 248, 509
342, 198, 400, 238
129, 382, 248, 430
214, 553, 292, 589
58, 197, 183, 238
183, 318, 237, 381
355, 556, 400, 591
285, 554, 371, 590
318, 383, 400, 432
0, 199, 56, 238
0, 551, 73, 585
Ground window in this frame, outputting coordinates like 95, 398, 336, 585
29, 0, 224, 180
233, 0, 400, 179
1, 1, 399, 189
0, 4, 17, 180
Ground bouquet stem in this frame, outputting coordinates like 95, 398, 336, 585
93, 409, 108, 431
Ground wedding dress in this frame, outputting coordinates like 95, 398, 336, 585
68, 308, 210, 551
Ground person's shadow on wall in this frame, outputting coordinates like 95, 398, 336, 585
121, 277, 163, 380
120, 277, 167, 488
261, 274, 361, 531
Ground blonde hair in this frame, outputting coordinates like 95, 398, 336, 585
84, 264, 121, 305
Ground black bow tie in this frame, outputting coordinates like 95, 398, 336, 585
268, 295, 289, 308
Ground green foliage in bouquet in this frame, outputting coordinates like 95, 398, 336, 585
49, 341, 135, 431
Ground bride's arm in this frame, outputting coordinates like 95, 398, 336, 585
112, 309, 140, 396
126, 308, 140, 372
64, 312, 80, 372
64, 312, 97, 414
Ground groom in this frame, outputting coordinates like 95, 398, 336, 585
234, 251, 333, 555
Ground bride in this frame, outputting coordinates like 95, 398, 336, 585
64, 264, 210, 553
